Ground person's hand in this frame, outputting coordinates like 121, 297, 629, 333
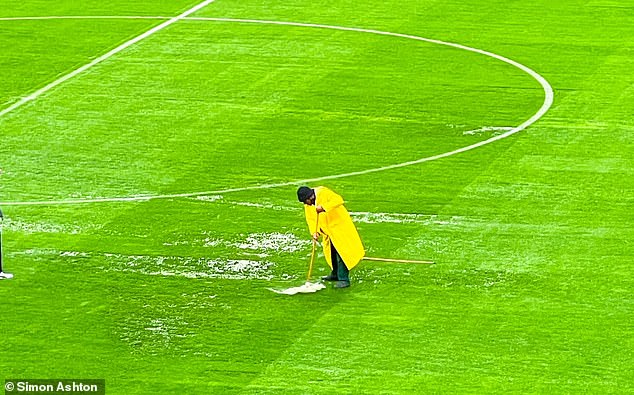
312, 233, 320, 241
316, 205, 325, 213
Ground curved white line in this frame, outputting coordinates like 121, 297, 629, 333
0, 17, 554, 206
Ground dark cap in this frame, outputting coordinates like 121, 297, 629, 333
297, 186, 313, 202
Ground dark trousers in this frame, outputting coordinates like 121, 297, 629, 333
330, 244, 349, 282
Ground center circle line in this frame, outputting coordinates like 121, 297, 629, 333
0, 16, 554, 206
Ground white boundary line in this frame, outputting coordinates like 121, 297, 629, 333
0, 16, 554, 207
0, 2, 214, 120
0, 16, 170, 21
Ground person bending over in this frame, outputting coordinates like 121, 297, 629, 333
297, 186, 364, 288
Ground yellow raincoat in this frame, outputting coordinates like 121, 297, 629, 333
304, 186, 365, 269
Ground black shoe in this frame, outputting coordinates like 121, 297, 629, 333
321, 274, 338, 281
334, 281, 350, 288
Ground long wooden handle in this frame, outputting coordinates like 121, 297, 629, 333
306, 213, 319, 282
306, 213, 320, 281
363, 256, 435, 264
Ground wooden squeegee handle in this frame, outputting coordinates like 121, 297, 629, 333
306, 213, 320, 281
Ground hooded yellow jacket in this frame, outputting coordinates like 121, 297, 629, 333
304, 186, 365, 269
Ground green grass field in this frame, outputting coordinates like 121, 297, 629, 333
1, 0, 632, 393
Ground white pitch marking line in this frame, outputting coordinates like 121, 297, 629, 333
0, 16, 171, 21
0, 1, 215, 120
0, 16, 554, 207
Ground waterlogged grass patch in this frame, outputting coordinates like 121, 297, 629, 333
352, 212, 463, 225
2, 217, 92, 234
101, 253, 276, 280
236, 232, 310, 253
162, 231, 310, 256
